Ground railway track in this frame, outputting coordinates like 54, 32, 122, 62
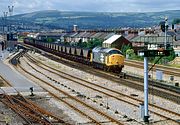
0, 77, 66, 125
125, 60, 180, 77
22, 43, 180, 95
0, 93, 64, 125
13, 51, 124, 125
19, 44, 180, 123
23, 43, 180, 96
26, 47, 180, 104
5, 51, 73, 125
24, 52, 180, 124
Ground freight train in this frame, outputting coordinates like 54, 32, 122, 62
24, 38, 124, 73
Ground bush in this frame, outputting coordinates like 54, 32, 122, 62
121, 44, 131, 56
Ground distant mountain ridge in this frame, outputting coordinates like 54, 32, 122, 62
10, 10, 180, 30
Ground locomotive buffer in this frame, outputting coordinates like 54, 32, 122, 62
140, 17, 172, 123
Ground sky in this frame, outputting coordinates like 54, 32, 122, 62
0, 0, 180, 15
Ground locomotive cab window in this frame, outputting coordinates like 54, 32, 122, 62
108, 50, 123, 55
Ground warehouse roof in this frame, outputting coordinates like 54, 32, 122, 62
131, 35, 174, 43
103, 35, 121, 44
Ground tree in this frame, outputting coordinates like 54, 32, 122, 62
86, 38, 103, 49
153, 49, 176, 64
172, 18, 180, 24
126, 49, 135, 59
77, 39, 87, 48
64, 41, 70, 45
121, 44, 131, 56
47, 38, 55, 43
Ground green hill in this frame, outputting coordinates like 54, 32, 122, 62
10, 10, 180, 30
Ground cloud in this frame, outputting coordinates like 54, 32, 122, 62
0, 0, 180, 15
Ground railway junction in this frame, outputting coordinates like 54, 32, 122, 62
0, 44, 179, 125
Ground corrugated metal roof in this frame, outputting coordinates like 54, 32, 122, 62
38, 32, 62, 37
167, 31, 176, 36
176, 34, 180, 40
174, 40, 180, 46
98, 33, 109, 39
125, 34, 138, 40
131, 35, 174, 43
104, 33, 115, 40
75, 32, 87, 38
103, 35, 121, 44
86, 32, 95, 38
90, 32, 102, 38
64, 32, 78, 37
83, 32, 91, 38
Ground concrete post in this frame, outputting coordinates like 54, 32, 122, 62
144, 57, 149, 122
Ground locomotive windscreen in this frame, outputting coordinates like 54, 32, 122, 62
108, 50, 123, 55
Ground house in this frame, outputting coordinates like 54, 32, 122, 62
173, 40, 180, 56
102, 35, 131, 49
63, 32, 78, 43
130, 34, 174, 54
27, 33, 39, 39
73, 32, 87, 43
125, 34, 138, 41
70, 32, 114, 43
0, 35, 3, 42
173, 33, 180, 56
37, 32, 63, 41
81, 32, 93, 42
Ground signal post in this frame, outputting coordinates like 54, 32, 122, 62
142, 18, 172, 123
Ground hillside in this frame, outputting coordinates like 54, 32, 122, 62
10, 10, 180, 30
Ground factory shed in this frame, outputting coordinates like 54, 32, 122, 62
102, 35, 131, 49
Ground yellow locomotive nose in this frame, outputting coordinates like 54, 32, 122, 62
107, 54, 124, 66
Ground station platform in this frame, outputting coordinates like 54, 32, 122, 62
0, 50, 43, 93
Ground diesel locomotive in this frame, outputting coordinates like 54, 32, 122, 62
24, 38, 125, 73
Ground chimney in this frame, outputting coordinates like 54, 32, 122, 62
73, 25, 78, 32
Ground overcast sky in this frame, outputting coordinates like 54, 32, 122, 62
1, 0, 180, 15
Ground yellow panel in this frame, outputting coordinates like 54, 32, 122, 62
106, 54, 124, 66
90, 53, 93, 62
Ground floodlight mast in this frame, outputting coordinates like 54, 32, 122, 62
8, 6, 14, 16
